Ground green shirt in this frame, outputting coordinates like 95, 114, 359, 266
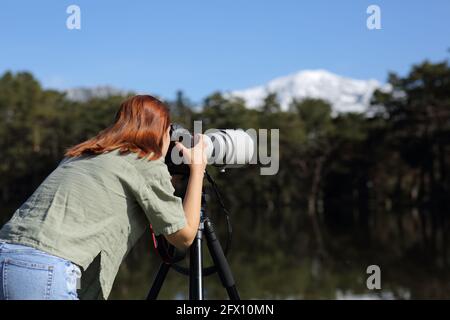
0, 149, 187, 299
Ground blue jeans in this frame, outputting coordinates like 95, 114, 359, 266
0, 241, 81, 300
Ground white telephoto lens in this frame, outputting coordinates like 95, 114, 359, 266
205, 129, 255, 168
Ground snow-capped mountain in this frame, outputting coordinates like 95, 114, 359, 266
65, 86, 132, 102
229, 69, 391, 113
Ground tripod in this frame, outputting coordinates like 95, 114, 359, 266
147, 191, 240, 300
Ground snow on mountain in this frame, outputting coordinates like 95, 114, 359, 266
229, 69, 391, 113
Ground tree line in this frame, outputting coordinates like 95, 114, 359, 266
0, 58, 449, 268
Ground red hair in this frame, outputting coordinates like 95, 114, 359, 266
65, 95, 171, 161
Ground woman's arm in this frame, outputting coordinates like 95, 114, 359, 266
164, 134, 208, 249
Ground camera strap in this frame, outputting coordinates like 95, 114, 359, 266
149, 224, 186, 264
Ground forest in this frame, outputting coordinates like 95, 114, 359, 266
0, 58, 449, 299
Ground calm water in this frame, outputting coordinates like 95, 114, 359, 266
109, 208, 450, 300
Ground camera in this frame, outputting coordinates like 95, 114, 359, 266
164, 123, 255, 175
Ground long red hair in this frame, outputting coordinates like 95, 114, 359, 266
65, 95, 171, 160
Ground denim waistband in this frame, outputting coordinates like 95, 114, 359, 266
0, 240, 81, 273
0, 240, 82, 299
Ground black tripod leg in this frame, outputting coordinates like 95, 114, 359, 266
204, 219, 240, 300
189, 226, 204, 300
147, 262, 171, 300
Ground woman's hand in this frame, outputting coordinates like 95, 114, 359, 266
174, 134, 208, 174
165, 134, 208, 250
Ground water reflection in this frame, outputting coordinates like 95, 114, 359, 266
109, 207, 450, 300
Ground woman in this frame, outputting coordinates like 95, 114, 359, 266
0, 95, 207, 300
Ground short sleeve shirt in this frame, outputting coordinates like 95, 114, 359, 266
0, 149, 186, 299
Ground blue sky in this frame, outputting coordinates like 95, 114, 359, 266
1, 0, 449, 102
